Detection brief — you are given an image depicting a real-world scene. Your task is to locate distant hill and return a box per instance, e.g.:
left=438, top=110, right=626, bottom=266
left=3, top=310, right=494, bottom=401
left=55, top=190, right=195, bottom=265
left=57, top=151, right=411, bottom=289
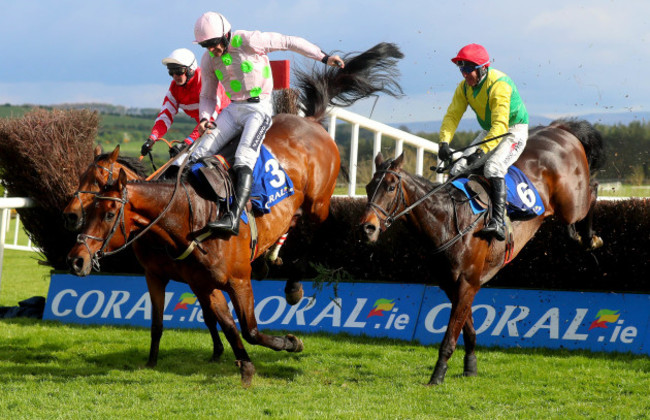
left=390, top=112, right=650, bottom=134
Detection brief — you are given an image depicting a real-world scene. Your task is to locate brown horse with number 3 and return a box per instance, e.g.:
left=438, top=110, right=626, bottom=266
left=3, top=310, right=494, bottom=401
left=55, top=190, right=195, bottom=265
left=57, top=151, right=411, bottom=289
left=66, top=43, right=404, bottom=387
left=360, top=119, right=604, bottom=385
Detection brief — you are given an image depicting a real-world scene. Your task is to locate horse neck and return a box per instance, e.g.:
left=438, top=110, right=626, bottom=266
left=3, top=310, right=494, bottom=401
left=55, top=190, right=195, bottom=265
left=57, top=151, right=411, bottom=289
left=399, top=171, right=452, bottom=242
left=125, top=182, right=209, bottom=242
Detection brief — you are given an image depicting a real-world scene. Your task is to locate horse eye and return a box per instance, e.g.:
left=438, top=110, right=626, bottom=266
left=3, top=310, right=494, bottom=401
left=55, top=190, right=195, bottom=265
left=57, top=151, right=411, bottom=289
left=388, top=184, right=396, bottom=192
left=105, top=212, right=115, bottom=222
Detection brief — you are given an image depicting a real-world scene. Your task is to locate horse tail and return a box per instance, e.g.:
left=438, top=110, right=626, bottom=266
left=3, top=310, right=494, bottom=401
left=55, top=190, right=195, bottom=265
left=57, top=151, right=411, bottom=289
left=550, top=118, right=606, bottom=173
left=294, top=42, right=404, bottom=121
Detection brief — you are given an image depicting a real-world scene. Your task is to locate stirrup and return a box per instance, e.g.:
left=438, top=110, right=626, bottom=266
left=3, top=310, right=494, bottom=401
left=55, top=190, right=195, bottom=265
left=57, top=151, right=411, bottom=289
left=207, top=212, right=240, bottom=235
left=481, top=219, right=505, bottom=241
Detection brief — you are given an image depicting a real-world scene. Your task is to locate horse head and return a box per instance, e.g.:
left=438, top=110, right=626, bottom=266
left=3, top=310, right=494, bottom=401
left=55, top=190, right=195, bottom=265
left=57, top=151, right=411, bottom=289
left=63, top=145, right=145, bottom=231
left=360, top=152, right=406, bottom=243
left=67, top=168, right=131, bottom=276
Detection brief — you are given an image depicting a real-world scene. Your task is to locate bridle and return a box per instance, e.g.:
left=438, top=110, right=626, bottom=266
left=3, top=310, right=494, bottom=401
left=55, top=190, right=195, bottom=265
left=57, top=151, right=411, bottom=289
left=70, top=161, right=139, bottom=226
left=367, top=162, right=458, bottom=229
left=75, top=185, right=130, bottom=272
left=366, top=168, right=407, bottom=230
left=366, top=162, right=485, bottom=254
left=74, top=163, right=199, bottom=271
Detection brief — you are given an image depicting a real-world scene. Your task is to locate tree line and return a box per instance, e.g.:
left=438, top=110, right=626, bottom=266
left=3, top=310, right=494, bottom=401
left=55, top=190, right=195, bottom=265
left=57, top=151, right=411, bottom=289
left=2, top=104, right=648, bottom=184
left=333, top=120, right=650, bottom=185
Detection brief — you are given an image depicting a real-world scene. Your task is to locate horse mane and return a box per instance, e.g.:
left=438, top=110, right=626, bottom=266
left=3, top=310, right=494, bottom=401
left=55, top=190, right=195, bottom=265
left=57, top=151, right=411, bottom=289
left=550, top=118, right=606, bottom=172
left=95, top=153, right=150, bottom=178
left=293, top=42, right=405, bottom=121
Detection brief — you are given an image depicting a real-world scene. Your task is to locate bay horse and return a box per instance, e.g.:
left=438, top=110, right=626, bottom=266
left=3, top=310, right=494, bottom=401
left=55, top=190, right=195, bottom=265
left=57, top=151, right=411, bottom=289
left=66, top=42, right=405, bottom=386
left=360, top=119, right=604, bottom=385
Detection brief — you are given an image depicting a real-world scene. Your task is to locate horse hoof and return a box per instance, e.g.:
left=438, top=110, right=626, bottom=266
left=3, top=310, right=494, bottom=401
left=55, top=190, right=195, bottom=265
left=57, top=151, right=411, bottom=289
left=589, top=235, right=604, bottom=251
left=463, top=354, right=477, bottom=377
left=285, top=283, right=304, bottom=306
left=286, top=334, right=304, bottom=353
left=235, top=360, right=256, bottom=388
left=427, top=361, right=448, bottom=385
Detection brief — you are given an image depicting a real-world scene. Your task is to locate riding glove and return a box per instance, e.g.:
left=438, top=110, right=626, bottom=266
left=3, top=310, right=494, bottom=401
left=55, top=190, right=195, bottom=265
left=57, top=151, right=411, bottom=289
left=141, top=137, right=155, bottom=156
left=169, top=143, right=185, bottom=158
left=438, top=142, right=452, bottom=161
left=465, top=149, right=485, bottom=166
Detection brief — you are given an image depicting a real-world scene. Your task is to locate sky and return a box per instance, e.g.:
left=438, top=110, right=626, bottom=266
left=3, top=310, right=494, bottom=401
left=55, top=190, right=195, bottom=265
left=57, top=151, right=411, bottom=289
left=1, top=0, right=649, bottom=125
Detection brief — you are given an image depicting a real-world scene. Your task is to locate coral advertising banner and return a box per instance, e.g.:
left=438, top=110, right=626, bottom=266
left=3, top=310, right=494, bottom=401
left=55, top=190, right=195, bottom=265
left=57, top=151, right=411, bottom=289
left=44, top=274, right=650, bottom=355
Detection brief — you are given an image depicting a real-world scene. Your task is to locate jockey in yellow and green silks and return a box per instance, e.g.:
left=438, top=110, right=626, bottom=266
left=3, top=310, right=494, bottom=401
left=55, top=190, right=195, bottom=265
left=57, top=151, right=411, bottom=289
left=438, top=43, right=529, bottom=241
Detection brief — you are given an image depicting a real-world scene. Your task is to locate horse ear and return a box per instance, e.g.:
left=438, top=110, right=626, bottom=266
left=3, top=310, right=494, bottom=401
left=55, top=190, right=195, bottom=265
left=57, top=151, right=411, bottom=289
left=117, top=168, right=128, bottom=189
left=392, top=153, right=405, bottom=169
left=109, top=145, right=120, bottom=163
left=94, top=145, right=103, bottom=157
left=374, top=152, right=384, bottom=168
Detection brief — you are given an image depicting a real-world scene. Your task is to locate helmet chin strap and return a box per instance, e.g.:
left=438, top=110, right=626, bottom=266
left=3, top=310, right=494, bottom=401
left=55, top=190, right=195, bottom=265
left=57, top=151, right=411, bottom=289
left=477, top=66, right=488, bottom=84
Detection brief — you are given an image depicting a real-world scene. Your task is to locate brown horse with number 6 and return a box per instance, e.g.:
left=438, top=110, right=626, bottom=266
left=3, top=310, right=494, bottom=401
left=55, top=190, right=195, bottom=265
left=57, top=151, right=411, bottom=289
left=360, top=119, right=604, bottom=385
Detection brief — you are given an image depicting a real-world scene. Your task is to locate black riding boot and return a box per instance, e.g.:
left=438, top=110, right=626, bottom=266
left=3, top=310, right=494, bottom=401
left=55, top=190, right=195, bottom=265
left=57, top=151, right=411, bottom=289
left=481, top=177, right=507, bottom=241
left=207, top=166, right=253, bottom=235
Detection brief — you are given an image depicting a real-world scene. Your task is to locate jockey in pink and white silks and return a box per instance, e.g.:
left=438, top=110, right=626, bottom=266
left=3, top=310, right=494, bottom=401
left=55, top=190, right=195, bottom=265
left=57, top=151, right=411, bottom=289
left=191, top=11, right=344, bottom=235
left=438, top=43, right=529, bottom=242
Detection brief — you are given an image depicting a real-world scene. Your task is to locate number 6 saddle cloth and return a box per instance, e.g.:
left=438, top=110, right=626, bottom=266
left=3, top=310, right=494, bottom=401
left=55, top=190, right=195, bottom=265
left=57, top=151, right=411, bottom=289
left=452, top=165, right=545, bottom=220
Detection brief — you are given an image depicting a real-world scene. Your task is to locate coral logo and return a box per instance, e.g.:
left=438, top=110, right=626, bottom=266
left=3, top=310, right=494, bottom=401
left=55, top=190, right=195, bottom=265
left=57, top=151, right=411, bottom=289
left=367, top=298, right=395, bottom=318
left=589, top=309, right=620, bottom=330
left=174, top=293, right=197, bottom=311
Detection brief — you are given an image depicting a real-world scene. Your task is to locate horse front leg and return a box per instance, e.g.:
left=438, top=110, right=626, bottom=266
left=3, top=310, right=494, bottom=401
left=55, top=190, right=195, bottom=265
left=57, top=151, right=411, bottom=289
left=429, top=279, right=479, bottom=386
left=145, top=273, right=169, bottom=368
left=199, top=290, right=225, bottom=362
left=462, top=316, right=477, bottom=377
left=228, top=279, right=304, bottom=353
left=197, top=287, right=255, bottom=387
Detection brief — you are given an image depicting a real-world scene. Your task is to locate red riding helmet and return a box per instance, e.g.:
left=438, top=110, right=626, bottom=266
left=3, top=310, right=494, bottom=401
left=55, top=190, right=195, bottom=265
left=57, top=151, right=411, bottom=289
left=451, top=44, right=490, bottom=67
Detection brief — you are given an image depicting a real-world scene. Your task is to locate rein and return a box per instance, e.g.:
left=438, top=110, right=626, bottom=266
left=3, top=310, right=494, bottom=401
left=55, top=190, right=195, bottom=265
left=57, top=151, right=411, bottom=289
left=76, top=141, right=201, bottom=270
left=367, top=166, right=484, bottom=254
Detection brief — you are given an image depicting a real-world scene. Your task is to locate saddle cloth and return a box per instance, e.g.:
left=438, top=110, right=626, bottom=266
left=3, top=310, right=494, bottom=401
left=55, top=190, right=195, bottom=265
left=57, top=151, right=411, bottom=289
left=190, top=145, right=295, bottom=221
left=452, top=166, right=545, bottom=219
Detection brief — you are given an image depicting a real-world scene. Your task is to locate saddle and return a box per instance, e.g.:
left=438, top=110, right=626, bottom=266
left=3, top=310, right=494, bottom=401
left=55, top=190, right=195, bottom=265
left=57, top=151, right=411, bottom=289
left=195, top=156, right=233, bottom=202
left=453, top=175, right=515, bottom=264
left=192, top=136, right=240, bottom=203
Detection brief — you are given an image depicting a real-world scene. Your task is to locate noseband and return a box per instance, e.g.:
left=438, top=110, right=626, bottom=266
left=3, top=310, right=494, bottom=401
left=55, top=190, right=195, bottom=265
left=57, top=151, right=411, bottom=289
left=366, top=168, right=406, bottom=229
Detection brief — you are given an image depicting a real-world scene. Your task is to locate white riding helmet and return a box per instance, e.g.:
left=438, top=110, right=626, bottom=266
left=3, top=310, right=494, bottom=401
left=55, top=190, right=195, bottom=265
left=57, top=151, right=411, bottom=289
left=161, top=48, right=198, bottom=72
left=194, top=12, right=231, bottom=44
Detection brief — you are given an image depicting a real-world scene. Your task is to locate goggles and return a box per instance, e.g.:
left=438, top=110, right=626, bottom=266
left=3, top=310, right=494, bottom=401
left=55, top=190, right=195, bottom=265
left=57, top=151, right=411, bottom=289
left=167, top=66, right=187, bottom=77
left=456, top=61, right=483, bottom=74
left=199, top=36, right=227, bottom=49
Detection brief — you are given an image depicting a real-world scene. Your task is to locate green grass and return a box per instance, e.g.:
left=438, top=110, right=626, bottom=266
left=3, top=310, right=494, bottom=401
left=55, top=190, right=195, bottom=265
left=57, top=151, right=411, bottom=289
left=598, top=184, right=650, bottom=197
left=0, top=320, right=649, bottom=419
left=0, top=249, right=50, bottom=307
left=1, top=252, right=650, bottom=418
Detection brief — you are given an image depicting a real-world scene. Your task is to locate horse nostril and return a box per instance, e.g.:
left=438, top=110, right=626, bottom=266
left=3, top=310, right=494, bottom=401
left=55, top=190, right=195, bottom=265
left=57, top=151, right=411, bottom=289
left=67, top=256, right=82, bottom=273
left=363, top=223, right=377, bottom=236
